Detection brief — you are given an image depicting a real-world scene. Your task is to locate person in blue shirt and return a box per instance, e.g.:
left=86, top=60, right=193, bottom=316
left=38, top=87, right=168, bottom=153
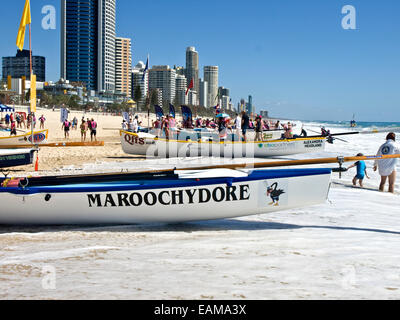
left=347, top=153, right=370, bottom=188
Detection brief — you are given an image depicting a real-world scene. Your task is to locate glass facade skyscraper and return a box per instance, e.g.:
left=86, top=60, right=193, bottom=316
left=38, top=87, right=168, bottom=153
left=61, top=0, right=116, bottom=93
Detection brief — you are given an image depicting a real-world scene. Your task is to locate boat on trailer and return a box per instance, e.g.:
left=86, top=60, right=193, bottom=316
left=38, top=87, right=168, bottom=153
left=120, top=130, right=326, bottom=158
left=0, top=129, right=48, bottom=147
left=0, top=167, right=332, bottom=225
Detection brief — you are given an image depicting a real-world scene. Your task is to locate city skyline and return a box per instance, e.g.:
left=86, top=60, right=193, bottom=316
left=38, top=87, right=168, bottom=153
left=0, top=0, right=399, bottom=121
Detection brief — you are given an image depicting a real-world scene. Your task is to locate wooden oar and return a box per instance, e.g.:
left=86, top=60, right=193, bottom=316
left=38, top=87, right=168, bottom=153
left=0, top=141, right=104, bottom=149
left=306, top=128, right=349, bottom=143
left=172, top=154, right=400, bottom=171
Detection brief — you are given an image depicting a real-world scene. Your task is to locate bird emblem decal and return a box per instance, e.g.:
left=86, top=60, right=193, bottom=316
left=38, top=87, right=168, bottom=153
left=266, top=182, right=285, bottom=206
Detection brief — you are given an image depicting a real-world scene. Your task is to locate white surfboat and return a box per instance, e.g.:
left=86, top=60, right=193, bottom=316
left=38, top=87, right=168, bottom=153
left=0, top=129, right=48, bottom=147
left=120, top=130, right=326, bottom=158
left=0, top=167, right=331, bottom=225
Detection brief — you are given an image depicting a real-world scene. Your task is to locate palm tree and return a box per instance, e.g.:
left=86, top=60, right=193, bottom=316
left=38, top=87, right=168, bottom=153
left=133, top=86, right=142, bottom=110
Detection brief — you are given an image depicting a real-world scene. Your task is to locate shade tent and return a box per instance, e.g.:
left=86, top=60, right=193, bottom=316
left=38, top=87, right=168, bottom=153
left=0, top=105, right=15, bottom=112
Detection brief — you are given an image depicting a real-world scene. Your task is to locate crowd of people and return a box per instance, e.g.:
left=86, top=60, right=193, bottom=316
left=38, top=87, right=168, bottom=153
left=122, top=111, right=303, bottom=142
left=62, top=116, right=98, bottom=142
left=0, top=112, right=48, bottom=136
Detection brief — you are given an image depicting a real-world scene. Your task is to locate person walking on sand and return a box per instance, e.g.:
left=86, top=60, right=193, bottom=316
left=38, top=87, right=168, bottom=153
left=374, top=132, right=400, bottom=193
left=347, top=153, right=370, bottom=188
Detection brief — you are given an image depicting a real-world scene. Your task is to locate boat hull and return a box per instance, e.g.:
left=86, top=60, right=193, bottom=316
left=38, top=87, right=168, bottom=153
left=0, top=169, right=331, bottom=225
left=120, top=130, right=326, bottom=158
left=0, top=130, right=48, bottom=147
left=0, top=149, right=36, bottom=168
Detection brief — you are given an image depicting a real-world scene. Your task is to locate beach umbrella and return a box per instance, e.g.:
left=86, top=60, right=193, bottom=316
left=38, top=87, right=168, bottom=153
left=216, top=113, right=230, bottom=118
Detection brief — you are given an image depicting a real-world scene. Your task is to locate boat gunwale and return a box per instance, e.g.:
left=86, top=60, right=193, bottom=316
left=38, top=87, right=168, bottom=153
left=0, top=168, right=332, bottom=195
left=0, top=129, right=48, bottom=140
left=120, top=130, right=326, bottom=145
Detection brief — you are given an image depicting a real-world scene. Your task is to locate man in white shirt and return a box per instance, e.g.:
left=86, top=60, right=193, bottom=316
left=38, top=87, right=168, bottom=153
left=234, top=113, right=242, bottom=141
left=132, top=115, right=139, bottom=133
left=374, top=132, right=400, bottom=193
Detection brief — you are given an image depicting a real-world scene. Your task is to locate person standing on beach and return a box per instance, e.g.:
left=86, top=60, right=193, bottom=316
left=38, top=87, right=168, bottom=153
left=10, top=121, right=17, bottom=136
left=153, top=117, right=161, bottom=137
left=5, top=114, right=10, bottom=127
left=80, top=119, right=88, bottom=142
left=90, top=118, right=97, bottom=142
left=241, top=111, right=249, bottom=142
left=72, top=116, right=78, bottom=130
left=255, top=116, right=263, bottom=142
left=234, top=113, right=242, bottom=141
left=62, top=119, right=71, bottom=139
left=39, top=115, right=46, bottom=129
left=132, top=115, right=139, bottom=133
left=162, top=115, right=170, bottom=140
left=374, top=132, right=400, bottom=193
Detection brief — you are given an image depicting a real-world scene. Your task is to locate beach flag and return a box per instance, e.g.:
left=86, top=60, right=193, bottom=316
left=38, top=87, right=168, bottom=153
left=16, top=0, right=31, bottom=51
left=214, top=104, right=221, bottom=115
left=186, top=78, right=194, bottom=96
left=154, top=105, right=164, bottom=120
left=181, top=105, right=193, bottom=123
left=142, top=56, right=149, bottom=81
left=169, top=103, right=176, bottom=118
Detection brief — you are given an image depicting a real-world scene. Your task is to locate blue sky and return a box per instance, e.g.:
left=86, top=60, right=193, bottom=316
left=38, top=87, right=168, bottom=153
left=1, top=0, right=399, bottom=121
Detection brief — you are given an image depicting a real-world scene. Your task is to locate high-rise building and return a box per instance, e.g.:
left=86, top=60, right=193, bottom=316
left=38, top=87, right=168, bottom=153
left=246, top=95, right=254, bottom=115
left=99, top=0, right=116, bottom=92
left=199, top=79, right=208, bottom=108
left=204, top=66, right=218, bottom=108
left=260, top=110, right=269, bottom=118
left=175, top=74, right=187, bottom=106
left=131, top=61, right=148, bottom=108
left=221, top=95, right=230, bottom=111
left=174, top=66, right=185, bottom=76
left=149, top=65, right=176, bottom=104
left=218, top=86, right=230, bottom=99
left=185, top=47, right=199, bottom=104
left=2, top=50, right=45, bottom=82
left=188, top=91, right=197, bottom=106
left=115, top=37, right=132, bottom=97
left=61, top=0, right=116, bottom=92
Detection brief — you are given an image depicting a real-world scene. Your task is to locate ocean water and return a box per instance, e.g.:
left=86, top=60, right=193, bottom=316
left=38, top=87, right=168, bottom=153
left=0, top=120, right=400, bottom=300
left=304, top=120, right=400, bottom=131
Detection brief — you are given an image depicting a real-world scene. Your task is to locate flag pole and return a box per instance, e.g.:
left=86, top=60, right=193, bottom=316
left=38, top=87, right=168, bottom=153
left=29, top=22, right=34, bottom=146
